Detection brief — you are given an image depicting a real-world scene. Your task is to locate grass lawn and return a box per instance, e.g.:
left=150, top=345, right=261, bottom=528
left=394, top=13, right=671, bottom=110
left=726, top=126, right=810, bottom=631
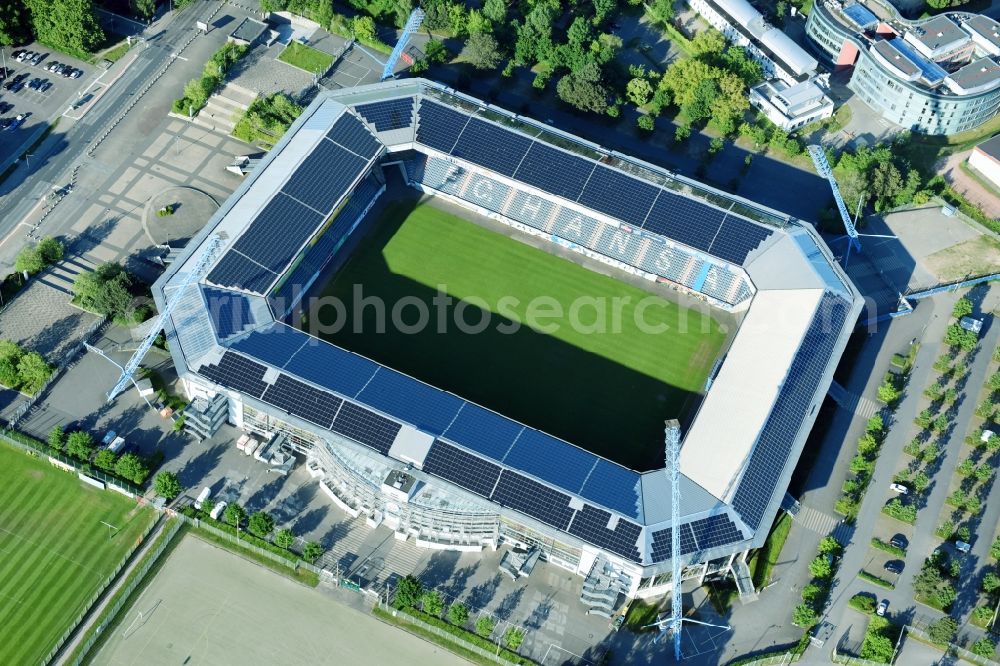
left=278, top=41, right=334, bottom=74
left=0, top=445, right=155, bottom=664
left=749, top=512, right=792, bottom=589
left=311, top=201, right=727, bottom=470
left=623, top=598, right=663, bottom=632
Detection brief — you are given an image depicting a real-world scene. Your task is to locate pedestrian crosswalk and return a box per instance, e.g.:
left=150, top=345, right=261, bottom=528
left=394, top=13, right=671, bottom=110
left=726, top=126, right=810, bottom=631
left=792, top=504, right=854, bottom=545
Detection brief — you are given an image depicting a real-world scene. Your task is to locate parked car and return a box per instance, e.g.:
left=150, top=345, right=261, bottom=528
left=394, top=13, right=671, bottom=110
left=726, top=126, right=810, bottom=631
left=101, top=430, right=118, bottom=446
left=194, top=486, right=211, bottom=510
left=27, top=78, right=41, bottom=90
left=889, top=483, right=909, bottom=494
left=0, top=118, right=12, bottom=131
left=52, top=63, right=65, bottom=75
left=69, top=68, right=81, bottom=79
left=7, top=113, right=27, bottom=131
left=890, top=534, right=908, bottom=550
left=956, top=540, right=972, bottom=554
left=46, top=61, right=59, bottom=72
left=38, top=80, right=50, bottom=92
left=16, top=50, right=31, bottom=62
left=876, top=600, right=888, bottom=617
left=60, top=67, right=75, bottom=78
left=30, top=52, right=44, bottom=65
left=884, top=560, right=904, bottom=574
left=210, top=501, right=227, bottom=520
left=11, top=50, right=23, bottom=60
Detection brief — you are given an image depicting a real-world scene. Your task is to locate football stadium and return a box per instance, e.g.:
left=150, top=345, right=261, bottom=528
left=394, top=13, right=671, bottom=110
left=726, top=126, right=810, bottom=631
left=155, top=79, right=863, bottom=605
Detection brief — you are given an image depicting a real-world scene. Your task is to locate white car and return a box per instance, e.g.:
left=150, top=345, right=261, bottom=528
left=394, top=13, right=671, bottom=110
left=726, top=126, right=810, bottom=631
left=876, top=600, right=888, bottom=616
left=956, top=540, right=972, bottom=554
left=889, top=483, right=909, bottom=494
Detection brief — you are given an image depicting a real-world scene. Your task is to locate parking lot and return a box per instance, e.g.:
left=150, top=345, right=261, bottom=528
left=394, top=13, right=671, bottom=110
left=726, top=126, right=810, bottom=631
left=0, top=45, right=97, bottom=164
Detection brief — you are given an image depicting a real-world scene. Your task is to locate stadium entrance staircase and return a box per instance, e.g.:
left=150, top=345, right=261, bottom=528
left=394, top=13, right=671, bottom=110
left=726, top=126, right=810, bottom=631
left=580, top=555, right=628, bottom=617
left=193, top=83, right=257, bottom=134
left=731, top=558, right=758, bottom=604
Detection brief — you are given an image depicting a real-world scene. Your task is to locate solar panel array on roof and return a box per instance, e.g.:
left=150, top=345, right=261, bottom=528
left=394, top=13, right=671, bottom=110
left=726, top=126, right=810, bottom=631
left=709, top=218, right=773, bottom=265
left=512, top=141, right=596, bottom=201
left=491, top=470, right=575, bottom=530
left=198, top=351, right=269, bottom=399
left=355, top=97, right=415, bottom=131
left=206, top=251, right=279, bottom=294
left=451, top=117, right=532, bottom=177
left=282, top=140, right=368, bottom=214
left=732, top=293, right=850, bottom=530
left=330, top=400, right=402, bottom=455
left=231, top=323, right=307, bottom=368
left=689, top=513, right=744, bottom=551
left=415, top=100, right=469, bottom=153
left=568, top=504, right=642, bottom=562
left=357, top=370, right=463, bottom=435
left=285, top=340, right=379, bottom=399
left=650, top=526, right=673, bottom=562
left=843, top=2, right=877, bottom=28
left=442, top=403, right=523, bottom=461
left=422, top=440, right=502, bottom=498
left=504, top=429, right=598, bottom=494
left=203, top=287, right=255, bottom=340
left=579, top=460, right=643, bottom=521
left=230, top=194, right=324, bottom=275
left=326, top=113, right=382, bottom=158
left=261, top=373, right=343, bottom=429
left=577, top=165, right=659, bottom=227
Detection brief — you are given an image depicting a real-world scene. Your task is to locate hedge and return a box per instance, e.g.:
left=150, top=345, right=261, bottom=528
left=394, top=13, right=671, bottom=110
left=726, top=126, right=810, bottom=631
left=859, top=570, right=895, bottom=589
left=179, top=505, right=299, bottom=563
left=870, top=538, right=906, bottom=557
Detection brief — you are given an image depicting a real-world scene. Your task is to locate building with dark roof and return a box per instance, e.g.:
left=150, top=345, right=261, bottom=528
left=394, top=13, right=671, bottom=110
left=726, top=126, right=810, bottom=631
left=806, top=2, right=1000, bottom=134
left=155, top=80, right=862, bottom=604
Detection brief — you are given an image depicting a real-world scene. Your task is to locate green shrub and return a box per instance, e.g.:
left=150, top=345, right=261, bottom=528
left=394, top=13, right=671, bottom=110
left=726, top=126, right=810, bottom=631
left=882, top=499, right=916, bottom=524
left=858, top=570, right=895, bottom=589
left=848, top=594, right=876, bottom=613
left=870, top=538, right=905, bottom=557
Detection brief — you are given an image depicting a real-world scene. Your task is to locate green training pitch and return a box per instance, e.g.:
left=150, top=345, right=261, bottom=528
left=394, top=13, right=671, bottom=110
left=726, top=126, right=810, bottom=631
left=0, top=445, right=156, bottom=664
left=311, top=201, right=727, bottom=470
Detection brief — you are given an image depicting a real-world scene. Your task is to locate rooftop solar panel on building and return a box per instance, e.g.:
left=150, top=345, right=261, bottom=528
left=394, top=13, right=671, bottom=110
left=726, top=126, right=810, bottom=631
left=206, top=251, right=279, bottom=294
left=261, top=373, right=343, bottom=429
left=197, top=351, right=269, bottom=399
left=503, top=429, right=597, bottom=495
left=442, top=403, right=523, bottom=461
left=688, top=513, right=744, bottom=551
left=327, top=113, right=382, bottom=158
left=355, top=97, right=415, bottom=131
left=680, top=523, right=697, bottom=554
left=422, top=441, right=502, bottom=498
left=357, top=370, right=463, bottom=434
left=203, top=287, right=254, bottom=340
left=231, top=324, right=308, bottom=369
left=330, top=400, right=402, bottom=455
left=231, top=194, right=325, bottom=276
left=579, top=459, right=643, bottom=521
left=451, top=117, right=533, bottom=177
left=732, top=293, right=849, bottom=529
left=650, top=527, right=672, bottom=563
left=285, top=340, right=379, bottom=399
left=281, top=139, right=368, bottom=214
left=416, top=100, right=470, bottom=153
left=642, top=193, right=724, bottom=253
left=708, top=218, right=773, bottom=265
left=577, top=165, right=660, bottom=227
left=513, top=142, right=596, bottom=201
left=491, top=470, right=575, bottom=531
left=567, top=505, right=642, bottom=562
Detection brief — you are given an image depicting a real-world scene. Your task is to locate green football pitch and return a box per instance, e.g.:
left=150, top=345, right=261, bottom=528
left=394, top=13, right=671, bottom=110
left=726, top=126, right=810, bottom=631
left=311, top=201, right=727, bottom=470
left=0, top=445, right=156, bottom=664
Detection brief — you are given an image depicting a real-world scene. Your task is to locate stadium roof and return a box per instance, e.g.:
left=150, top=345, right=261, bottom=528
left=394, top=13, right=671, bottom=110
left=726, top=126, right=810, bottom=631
left=157, top=80, right=862, bottom=571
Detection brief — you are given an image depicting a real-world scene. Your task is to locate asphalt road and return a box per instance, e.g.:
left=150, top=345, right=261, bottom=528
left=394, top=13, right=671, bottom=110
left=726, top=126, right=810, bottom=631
left=0, top=1, right=217, bottom=269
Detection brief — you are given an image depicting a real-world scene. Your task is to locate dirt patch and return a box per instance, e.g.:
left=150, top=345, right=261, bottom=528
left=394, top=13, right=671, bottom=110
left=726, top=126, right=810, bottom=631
left=27, top=470, right=44, bottom=480
left=924, top=235, right=1000, bottom=283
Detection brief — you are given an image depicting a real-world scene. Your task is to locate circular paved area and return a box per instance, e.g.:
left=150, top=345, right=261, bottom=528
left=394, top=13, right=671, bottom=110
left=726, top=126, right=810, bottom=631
left=143, top=186, right=218, bottom=246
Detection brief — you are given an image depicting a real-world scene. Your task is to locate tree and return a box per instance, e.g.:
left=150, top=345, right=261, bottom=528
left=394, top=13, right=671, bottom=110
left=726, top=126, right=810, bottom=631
left=867, top=414, right=884, bottom=434
left=817, top=536, right=842, bottom=557
left=482, top=0, right=506, bottom=23
left=475, top=615, right=496, bottom=637
left=131, top=0, right=155, bottom=19
left=646, top=0, right=674, bottom=25
left=448, top=602, right=469, bottom=626
left=721, top=46, right=763, bottom=86
left=972, top=638, right=996, bottom=658
left=626, top=77, right=654, bottom=106
left=913, top=471, right=930, bottom=492
left=860, top=616, right=894, bottom=662
left=17, top=352, right=53, bottom=394
left=14, top=246, right=45, bottom=275
left=801, top=583, right=823, bottom=605
left=792, top=603, right=817, bottom=627
left=461, top=32, right=502, bottom=70
left=637, top=115, right=654, bottom=132
left=153, top=471, right=182, bottom=500
left=303, top=541, right=324, bottom=563
left=25, top=0, right=104, bottom=56
left=877, top=382, right=900, bottom=405
left=944, top=323, right=977, bottom=352
left=809, top=555, right=833, bottom=579
left=591, top=0, right=616, bottom=24
left=513, top=3, right=556, bottom=65
left=556, top=61, right=610, bottom=114
left=982, top=572, right=1000, bottom=594
left=927, top=617, right=957, bottom=646
left=421, top=590, right=444, bottom=616
left=114, top=452, right=147, bottom=484
left=72, top=263, right=139, bottom=323
left=465, top=8, right=490, bottom=35
left=394, top=574, right=424, bottom=609
left=66, top=430, right=94, bottom=461
left=958, top=458, right=976, bottom=477
left=94, top=448, right=117, bottom=471
left=274, top=528, right=294, bottom=549
left=37, top=236, right=63, bottom=264
left=248, top=511, right=275, bottom=538
left=504, top=626, right=525, bottom=650
left=425, top=39, right=449, bottom=64
left=690, top=29, right=726, bottom=59
left=0, top=0, right=33, bottom=47
left=48, top=425, right=65, bottom=453
left=0, top=358, right=19, bottom=389
left=223, top=502, right=247, bottom=528
left=953, top=297, right=973, bottom=319
left=351, top=15, right=378, bottom=43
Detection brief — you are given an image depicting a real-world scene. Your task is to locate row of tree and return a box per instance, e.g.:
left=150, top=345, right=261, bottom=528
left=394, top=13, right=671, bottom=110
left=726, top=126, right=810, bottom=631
left=47, top=424, right=153, bottom=483
left=194, top=498, right=326, bottom=563
left=0, top=0, right=104, bottom=57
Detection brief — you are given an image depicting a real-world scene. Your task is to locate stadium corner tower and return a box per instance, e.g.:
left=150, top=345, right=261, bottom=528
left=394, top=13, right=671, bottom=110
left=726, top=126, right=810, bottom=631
left=156, top=79, right=862, bottom=603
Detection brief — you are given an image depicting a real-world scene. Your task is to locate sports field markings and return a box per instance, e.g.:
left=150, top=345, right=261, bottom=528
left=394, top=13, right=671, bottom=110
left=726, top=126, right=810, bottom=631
left=0, top=525, right=107, bottom=578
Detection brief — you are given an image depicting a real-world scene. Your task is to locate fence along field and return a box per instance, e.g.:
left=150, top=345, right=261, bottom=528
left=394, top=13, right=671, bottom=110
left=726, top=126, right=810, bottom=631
left=0, top=444, right=155, bottom=664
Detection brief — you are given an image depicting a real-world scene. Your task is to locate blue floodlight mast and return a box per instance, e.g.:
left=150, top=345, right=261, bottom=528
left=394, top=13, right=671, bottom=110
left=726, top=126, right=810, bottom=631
left=106, top=233, right=225, bottom=401
left=807, top=144, right=862, bottom=266
left=667, top=419, right=683, bottom=661
left=381, top=8, right=425, bottom=81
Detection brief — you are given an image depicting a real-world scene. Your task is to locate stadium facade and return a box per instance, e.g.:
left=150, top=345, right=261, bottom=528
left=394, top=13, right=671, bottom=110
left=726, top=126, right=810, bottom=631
left=155, top=80, right=862, bottom=604
left=806, top=2, right=1000, bottom=135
